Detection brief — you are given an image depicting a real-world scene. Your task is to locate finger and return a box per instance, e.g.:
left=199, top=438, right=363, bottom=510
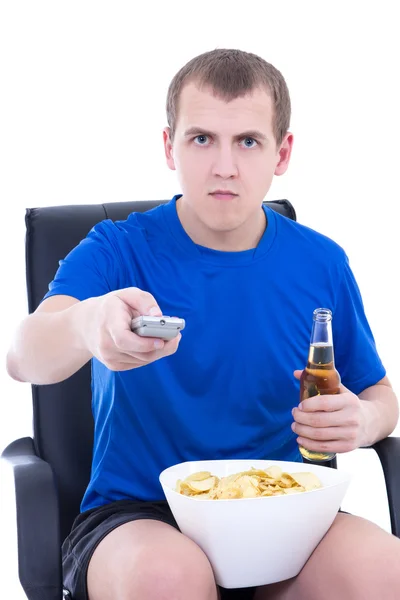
left=105, top=355, right=166, bottom=370
left=298, top=394, right=346, bottom=413
left=114, top=332, right=181, bottom=361
left=296, top=436, right=357, bottom=454
left=292, top=408, right=345, bottom=428
left=162, top=333, right=182, bottom=353
left=120, top=349, right=166, bottom=364
left=339, top=382, right=351, bottom=394
left=292, top=422, right=353, bottom=441
left=131, top=332, right=181, bottom=361
left=115, top=287, right=162, bottom=317
left=111, top=329, right=166, bottom=354
left=293, top=369, right=303, bottom=380
left=109, top=362, right=141, bottom=372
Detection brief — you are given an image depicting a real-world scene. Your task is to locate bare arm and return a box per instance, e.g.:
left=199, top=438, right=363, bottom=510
left=6, top=295, right=96, bottom=385
left=6, top=288, right=182, bottom=386
left=359, top=376, right=399, bottom=446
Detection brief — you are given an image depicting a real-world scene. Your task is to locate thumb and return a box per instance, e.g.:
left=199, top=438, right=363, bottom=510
left=293, top=369, right=303, bottom=380
left=113, top=287, right=162, bottom=317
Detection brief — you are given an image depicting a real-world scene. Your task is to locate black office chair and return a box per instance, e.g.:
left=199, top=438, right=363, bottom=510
left=2, top=199, right=400, bottom=600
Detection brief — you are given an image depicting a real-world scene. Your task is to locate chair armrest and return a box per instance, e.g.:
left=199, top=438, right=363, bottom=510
left=366, top=436, right=400, bottom=537
left=1, top=436, right=62, bottom=600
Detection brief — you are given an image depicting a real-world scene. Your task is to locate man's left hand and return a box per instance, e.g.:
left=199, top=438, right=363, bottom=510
left=291, top=369, right=366, bottom=454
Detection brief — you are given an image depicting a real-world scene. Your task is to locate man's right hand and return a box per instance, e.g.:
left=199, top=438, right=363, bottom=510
left=82, top=287, right=182, bottom=371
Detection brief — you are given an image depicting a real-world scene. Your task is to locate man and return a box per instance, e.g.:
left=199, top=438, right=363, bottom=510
left=6, top=48, right=400, bottom=600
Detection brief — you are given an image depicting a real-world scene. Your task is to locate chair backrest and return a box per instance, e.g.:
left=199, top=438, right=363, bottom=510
left=26, top=198, right=296, bottom=541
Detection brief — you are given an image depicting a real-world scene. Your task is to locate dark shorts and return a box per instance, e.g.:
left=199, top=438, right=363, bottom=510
left=62, top=499, right=257, bottom=600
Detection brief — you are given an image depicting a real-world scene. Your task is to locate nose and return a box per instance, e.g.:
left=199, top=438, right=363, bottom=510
left=211, top=147, right=238, bottom=179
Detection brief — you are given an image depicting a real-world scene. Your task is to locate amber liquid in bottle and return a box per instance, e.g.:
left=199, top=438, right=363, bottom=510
left=299, top=309, right=341, bottom=462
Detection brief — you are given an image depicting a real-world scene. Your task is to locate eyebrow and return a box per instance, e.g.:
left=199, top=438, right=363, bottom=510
left=183, top=127, right=269, bottom=143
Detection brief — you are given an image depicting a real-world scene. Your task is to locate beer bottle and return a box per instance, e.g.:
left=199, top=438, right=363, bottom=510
left=298, top=308, right=341, bottom=462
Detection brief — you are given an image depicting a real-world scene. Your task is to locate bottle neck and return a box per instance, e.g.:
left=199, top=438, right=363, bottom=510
left=308, top=312, right=336, bottom=367
left=310, top=319, right=333, bottom=346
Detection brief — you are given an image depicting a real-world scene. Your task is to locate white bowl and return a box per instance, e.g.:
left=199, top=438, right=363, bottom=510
left=159, top=459, right=351, bottom=588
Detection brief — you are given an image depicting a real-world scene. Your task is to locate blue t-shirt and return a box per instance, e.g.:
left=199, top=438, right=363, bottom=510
left=43, top=195, right=386, bottom=512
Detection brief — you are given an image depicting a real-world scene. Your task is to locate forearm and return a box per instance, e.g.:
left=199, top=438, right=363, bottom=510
left=359, top=383, right=399, bottom=447
left=6, top=299, right=95, bottom=385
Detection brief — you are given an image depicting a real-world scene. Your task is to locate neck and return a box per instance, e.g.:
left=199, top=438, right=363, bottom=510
left=176, top=198, right=267, bottom=252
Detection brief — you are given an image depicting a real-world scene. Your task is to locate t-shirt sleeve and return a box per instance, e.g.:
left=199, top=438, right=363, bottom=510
left=332, top=255, right=386, bottom=395
left=42, top=220, right=126, bottom=303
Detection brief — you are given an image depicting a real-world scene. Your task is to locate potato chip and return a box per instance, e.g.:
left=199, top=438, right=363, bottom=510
left=283, top=487, right=305, bottom=495
left=187, top=476, right=217, bottom=493
left=214, top=486, right=242, bottom=499
left=289, top=472, right=322, bottom=491
left=175, top=465, right=322, bottom=499
left=185, top=471, right=212, bottom=482
left=264, top=466, right=283, bottom=479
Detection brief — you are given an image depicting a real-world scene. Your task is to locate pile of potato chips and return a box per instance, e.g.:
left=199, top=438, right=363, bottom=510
left=176, top=465, right=322, bottom=500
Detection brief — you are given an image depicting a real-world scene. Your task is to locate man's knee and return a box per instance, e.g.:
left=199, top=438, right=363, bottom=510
left=295, top=513, right=400, bottom=600
left=119, top=539, right=218, bottom=600
left=87, top=520, right=218, bottom=600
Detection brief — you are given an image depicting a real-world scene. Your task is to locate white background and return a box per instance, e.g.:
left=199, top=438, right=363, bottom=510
left=1, top=1, right=399, bottom=597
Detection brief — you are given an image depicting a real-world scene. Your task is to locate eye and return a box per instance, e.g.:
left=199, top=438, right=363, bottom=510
left=241, top=137, right=258, bottom=148
left=193, top=135, right=210, bottom=145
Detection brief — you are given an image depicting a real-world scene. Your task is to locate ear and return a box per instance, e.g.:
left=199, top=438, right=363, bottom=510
left=274, top=132, right=294, bottom=176
left=163, top=127, right=176, bottom=171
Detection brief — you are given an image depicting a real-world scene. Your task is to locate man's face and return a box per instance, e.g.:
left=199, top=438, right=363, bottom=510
left=163, top=82, right=293, bottom=240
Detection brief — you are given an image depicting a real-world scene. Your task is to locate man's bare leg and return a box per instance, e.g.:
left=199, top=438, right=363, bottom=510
left=254, top=512, right=400, bottom=600
left=87, top=519, right=219, bottom=600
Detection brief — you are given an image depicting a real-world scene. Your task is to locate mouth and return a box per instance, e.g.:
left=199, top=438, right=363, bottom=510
left=209, top=190, right=238, bottom=200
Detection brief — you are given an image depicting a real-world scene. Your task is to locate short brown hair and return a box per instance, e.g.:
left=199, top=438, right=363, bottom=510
left=166, top=48, right=291, bottom=146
